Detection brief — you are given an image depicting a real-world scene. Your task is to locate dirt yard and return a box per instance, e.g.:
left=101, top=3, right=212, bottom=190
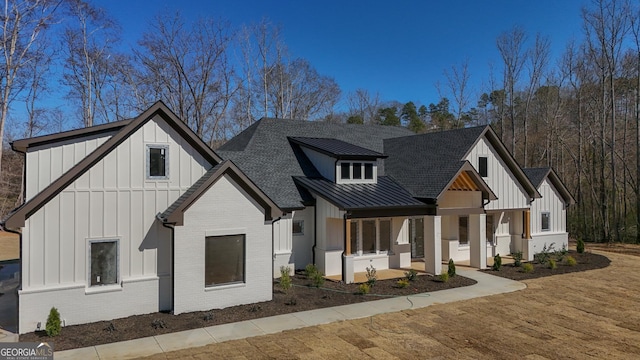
left=0, top=231, right=19, bottom=261
left=141, top=247, right=640, bottom=359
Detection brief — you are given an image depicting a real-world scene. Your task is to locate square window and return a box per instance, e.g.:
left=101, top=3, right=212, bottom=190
left=459, top=216, right=469, bottom=245
left=147, top=145, right=169, bottom=179
left=350, top=220, right=358, bottom=254
left=293, top=220, right=304, bottom=235
left=479, top=156, right=488, bottom=177
left=379, top=220, right=392, bottom=252
left=353, top=163, right=362, bottom=179
left=541, top=212, right=550, bottom=231
left=90, top=240, right=118, bottom=286
left=364, top=163, right=374, bottom=179
left=362, top=220, right=376, bottom=253
left=341, top=163, right=350, bottom=180
left=205, top=235, right=245, bottom=287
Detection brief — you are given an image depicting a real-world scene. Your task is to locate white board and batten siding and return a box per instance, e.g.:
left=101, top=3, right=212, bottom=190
left=314, top=196, right=345, bottom=276
left=272, top=215, right=294, bottom=276
left=530, top=178, right=569, bottom=252
left=173, top=174, right=272, bottom=314
left=292, top=207, right=315, bottom=271
left=465, top=136, right=529, bottom=210
left=19, top=115, right=211, bottom=333
left=301, top=148, right=336, bottom=181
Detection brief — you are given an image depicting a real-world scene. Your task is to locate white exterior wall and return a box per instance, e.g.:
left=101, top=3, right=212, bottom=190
left=272, top=215, right=294, bottom=277
left=465, top=137, right=529, bottom=210
left=530, top=178, right=569, bottom=253
left=301, top=148, right=336, bottom=181
left=292, top=207, right=315, bottom=270
left=25, top=132, right=116, bottom=200
left=315, top=197, right=345, bottom=276
left=18, top=115, right=211, bottom=333
left=438, top=190, right=482, bottom=209
left=173, top=175, right=272, bottom=314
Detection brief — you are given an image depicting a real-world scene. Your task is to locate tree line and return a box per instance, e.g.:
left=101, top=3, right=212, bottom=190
left=1, top=0, right=639, bottom=244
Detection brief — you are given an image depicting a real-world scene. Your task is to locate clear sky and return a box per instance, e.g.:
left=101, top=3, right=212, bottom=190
left=100, top=0, right=586, bottom=109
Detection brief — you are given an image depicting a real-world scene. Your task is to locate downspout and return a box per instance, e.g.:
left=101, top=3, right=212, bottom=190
left=312, top=205, right=317, bottom=265
left=271, top=215, right=283, bottom=280
left=158, top=215, right=175, bottom=314
left=1, top=224, right=21, bottom=334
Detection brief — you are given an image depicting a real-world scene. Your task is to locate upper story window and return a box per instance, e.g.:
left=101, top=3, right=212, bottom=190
left=147, top=144, right=169, bottom=180
left=353, top=163, right=362, bottom=179
left=338, top=161, right=376, bottom=183
left=340, top=163, right=351, bottom=180
left=364, top=163, right=374, bottom=179
left=541, top=212, right=550, bottom=231
left=478, top=156, right=488, bottom=177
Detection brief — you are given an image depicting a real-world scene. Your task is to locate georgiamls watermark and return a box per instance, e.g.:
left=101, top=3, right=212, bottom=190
left=0, top=342, right=53, bottom=360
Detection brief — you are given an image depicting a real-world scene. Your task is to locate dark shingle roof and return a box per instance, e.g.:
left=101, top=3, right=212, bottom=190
left=293, top=176, right=429, bottom=210
left=523, top=167, right=549, bottom=188
left=384, top=126, right=487, bottom=199
left=217, top=119, right=414, bottom=210
left=288, top=137, right=385, bottom=159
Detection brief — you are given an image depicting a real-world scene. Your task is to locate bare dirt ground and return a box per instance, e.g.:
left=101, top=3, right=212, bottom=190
left=0, top=231, right=19, bottom=261
left=141, top=247, right=640, bottom=359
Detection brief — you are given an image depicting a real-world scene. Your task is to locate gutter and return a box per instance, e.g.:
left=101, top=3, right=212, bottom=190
left=157, top=214, right=176, bottom=314
left=312, top=205, right=317, bottom=265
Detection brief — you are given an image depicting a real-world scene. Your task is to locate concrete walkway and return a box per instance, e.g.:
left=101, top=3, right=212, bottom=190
left=54, top=269, right=524, bottom=360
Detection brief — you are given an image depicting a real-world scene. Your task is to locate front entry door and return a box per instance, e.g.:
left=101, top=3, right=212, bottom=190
left=410, top=218, right=424, bottom=258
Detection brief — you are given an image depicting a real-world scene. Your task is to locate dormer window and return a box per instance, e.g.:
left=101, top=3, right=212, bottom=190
left=353, top=163, right=362, bottom=179
left=364, top=164, right=373, bottom=179
left=341, top=163, right=351, bottom=179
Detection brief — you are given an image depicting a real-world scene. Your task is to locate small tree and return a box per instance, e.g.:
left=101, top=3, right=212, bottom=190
left=279, top=266, right=292, bottom=292
left=576, top=238, right=585, bottom=253
left=46, top=307, right=61, bottom=337
left=447, top=259, right=456, bottom=277
left=492, top=254, right=502, bottom=271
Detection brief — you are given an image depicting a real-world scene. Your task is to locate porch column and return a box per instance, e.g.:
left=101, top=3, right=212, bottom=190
left=424, top=215, right=442, bottom=275
left=342, top=216, right=354, bottom=284
left=469, top=213, right=487, bottom=269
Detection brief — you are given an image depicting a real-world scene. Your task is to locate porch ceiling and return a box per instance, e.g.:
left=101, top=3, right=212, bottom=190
left=448, top=171, right=480, bottom=192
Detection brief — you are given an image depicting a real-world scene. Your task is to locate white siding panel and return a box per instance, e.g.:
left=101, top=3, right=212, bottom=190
left=38, top=150, right=51, bottom=194
left=292, top=207, right=315, bottom=269
left=117, top=191, right=131, bottom=277
left=28, top=211, right=45, bottom=287
left=89, top=192, right=104, bottom=238
left=466, top=137, right=529, bottom=210
left=301, top=148, right=336, bottom=181
left=531, top=178, right=567, bottom=235
left=130, top=129, right=144, bottom=188
left=44, top=197, right=60, bottom=285
left=50, top=146, right=63, bottom=183
left=129, top=191, right=144, bottom=277
left=104, top=191, right=117, bottom=237
left=60, top=192, right=75, bottom=283
left=74, top=192, right=89, bottom=282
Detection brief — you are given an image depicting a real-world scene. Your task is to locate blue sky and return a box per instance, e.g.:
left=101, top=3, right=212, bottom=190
left=102, top=0, right=586, bottom=109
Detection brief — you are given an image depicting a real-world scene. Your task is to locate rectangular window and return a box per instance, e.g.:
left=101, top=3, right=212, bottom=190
left=486, top=214, right=494, bottom=243
left=341, top=163, right=350, bottom=180
left=478, top=156, right=488, bottom=177
left=459, top=216, right=469, bottom=245
left=350, top=220, right=358, bottom=254
left=353, top=163, right=362, bottom=179
left=364, top=163, right=374, bottom=179
left=147, top=145, right=169, bottom=179
left=379, top=219, right=392, bottom=252
left=292, top=220, right=304, bottom=235
left=362, top=220, right=376, bottom=253
left=541, top=212, right=550, bottom=231
left=90, top=240, right=118, bottom=286
left=205, top=234, right=245, bottom=287
left=410, top=218, right=424, bottom=258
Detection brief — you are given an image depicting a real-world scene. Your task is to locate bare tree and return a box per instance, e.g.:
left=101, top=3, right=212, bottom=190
left=630, top=3, right=640, bottom=243
left=443, top=58, right=472, bottom=128
left=346, top=88, right=381, bottom=124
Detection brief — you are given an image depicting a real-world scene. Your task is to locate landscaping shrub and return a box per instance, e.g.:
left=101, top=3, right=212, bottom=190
left=311, top=270, right=325, bottom=288
left=577, top=238, right=585, bottom=253
left=405, top=268, right=418, bottom=281
left=305, top=263, right=318, bottom=279
left=279, top=266, right=292, bottom=292
left=397, top=278, right=409, bottom=288
left=566, top=255, right=577, bottom=266
left=358, top=283, right=370, bottom=294
left=521, top=263, right=534, bottom=273
left=46, top=307, right=61, bottom=337
left=534, top=243, right=555, bottom=264
left=438, top=272, right=449, bottom=283
left=365, top=265, right=377, bottom=287
left=448, top=258, right=456, bottom=277
left=492, top=254, right=502, bottom=271
left=513, top=251, right=523, bottom=267
left=548, top=259, right=557, bottom=270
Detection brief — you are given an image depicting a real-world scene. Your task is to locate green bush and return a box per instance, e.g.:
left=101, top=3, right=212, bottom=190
left=46, top=307, right=61, bottom=337
left=438, top=272, right=449, bottom=283
left=492, top=254, right=502, bottom=271
left=397, top=278, right=409, bottom=288
left=566, top=255, right=577, bottom=266
left=305, top=263, right=318, bottom=279
left=513, top=251, right=523, bottom=267
left=548, top=259, right=557, bottom=270
left=534, top=243, right=555, bottom=264
left=521, top=263, right=534, bottom=273
left=404, top=268, right=418, bottom=281
left=447, top=258, right=456, bottom=277
left=279, top=266, right=292, bottom=292
left=310, top=270, right=325, bottom=288
left=358, top=283, right=370, bottom=294
left=577, top=238, right=585, bottom=253
left=365, top=265, right=377, bottom=287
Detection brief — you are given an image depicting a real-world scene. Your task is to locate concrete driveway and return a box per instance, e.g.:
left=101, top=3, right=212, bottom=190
left=140, top=250, right=640, bottom=359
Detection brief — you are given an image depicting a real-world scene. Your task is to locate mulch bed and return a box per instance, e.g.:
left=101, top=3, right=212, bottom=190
left=21, top=271, right=476, bottom=351
left=484, top=250, right=611, bottom=281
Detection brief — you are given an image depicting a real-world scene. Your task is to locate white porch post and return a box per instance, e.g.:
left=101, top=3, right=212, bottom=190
left=424, top=215, right=442, bottom=275
left=469, top=213, right=487, bottom=269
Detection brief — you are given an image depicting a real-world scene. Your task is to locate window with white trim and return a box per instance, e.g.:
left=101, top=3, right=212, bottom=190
left=292, top=220, right=304, bottom=235
left=364, top=163, right=374, bottom=179
left=349, top=219, right=393, bottom=255
left=478, top=156, right=488, bottom=177
left=541, top=212, right=550, bottom=232
left=147, top=144, right=169, bottom=179
left=205, top=234, right=245, bottom=287
left=340, top=163, right=350, bottom=179
left=353, top=163, right=362, bottom=179
left=89, top=240, right=119, bottom=287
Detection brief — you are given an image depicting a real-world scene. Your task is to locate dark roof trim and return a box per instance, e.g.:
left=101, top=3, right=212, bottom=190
left=159, top=160, right=281, bottom=225
left=436, top=161, right=498, bottom=201
left=2, top=101, right=222, bottom=229
left=11, top=120, right=132, bottom=153
left=465, top=126, right=541, bottom=200
left=349, top=206, right=436, bottom=219
left=288, top=137, right=387, bottom=160
left=526, top=167, right=576, bottom=206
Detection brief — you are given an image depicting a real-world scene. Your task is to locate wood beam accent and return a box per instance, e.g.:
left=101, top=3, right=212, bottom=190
left=524, top=209, right=531, bottom=239
left=448, top=171, right=481, bottom=192
left=345, top=219, right=351, bottom=255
